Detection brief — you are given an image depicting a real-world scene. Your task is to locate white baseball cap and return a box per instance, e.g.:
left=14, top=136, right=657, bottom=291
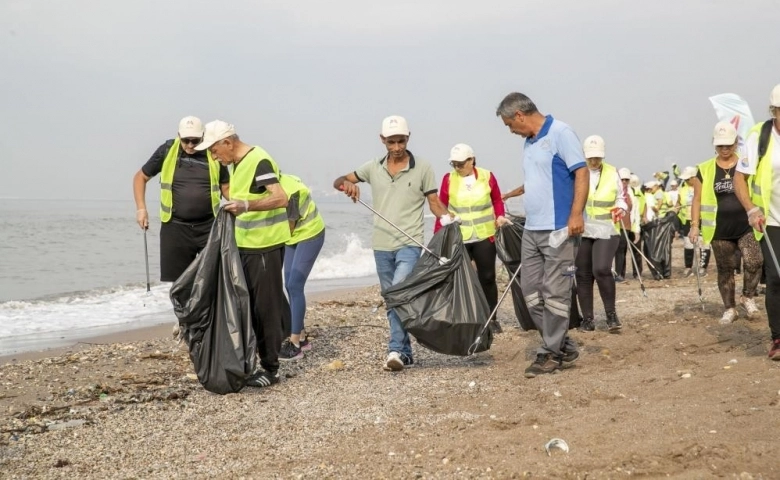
left=629, top=174, right=641, bottom=188
left=669, top=180, right=678, bottom=187
left=178, top=116, right=204, bottom=138
left=381, top=115, right=410, bottom=137
left=583, top=135, right=605, bottom=158
left=678, top=166, right=697, bottom=180
left=771, top=84, right=780, bottom=108
left=644, top=180, right=659, bottom=189
left=449, top=143, right=475, bottom=162
left=618, top=168, right=631, bottom=180
left=194, top=120, right=236, bottom=151
left=712, top=121, right=737, bottom=146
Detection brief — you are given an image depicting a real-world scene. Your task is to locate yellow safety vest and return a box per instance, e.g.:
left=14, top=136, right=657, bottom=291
left=230, top=148, right=291, bottom=249
left=160, top=138, right=222, bottom=223
left=159, top=138, right=221, bottom=223
left=749, top=122, right=776, bottom=241
left=677, top=183, right=692, bottom=223
left=631, top=186, right=644, bottom=232
left=657, top=191, right=673, bottom=217
left=279, top=173, right=326, bottom=245
left=697, top=159, right=719, bottom=244
left=447, top=167, right=497, bottom=241
left=585, top=163, right=619, bottom=232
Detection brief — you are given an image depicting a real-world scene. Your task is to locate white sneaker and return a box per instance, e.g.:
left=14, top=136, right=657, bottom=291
left=719, top=308, right=738, bottom=325
left=740, top=297, right=759, bottom=318
left=383, top=352, right=404, bottom=372
left=683, top=268, right=692, bottom=277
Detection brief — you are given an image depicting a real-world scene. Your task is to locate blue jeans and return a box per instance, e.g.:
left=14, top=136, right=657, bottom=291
left=374, top=246, right=421, bottom=358
left=284, top=233, right=325, bottom=336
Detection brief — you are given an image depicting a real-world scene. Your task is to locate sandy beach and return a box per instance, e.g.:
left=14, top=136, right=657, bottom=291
left=2, top=251, right=779, bottom=479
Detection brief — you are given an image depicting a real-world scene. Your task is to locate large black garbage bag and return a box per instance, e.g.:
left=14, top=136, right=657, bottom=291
left=383, top=224, right=492, bottom=356
left=170, top=209, right=257, bottom=394
left=641, top=213, right=676, bottom=278
left=495, top=214, right=582, bottom=330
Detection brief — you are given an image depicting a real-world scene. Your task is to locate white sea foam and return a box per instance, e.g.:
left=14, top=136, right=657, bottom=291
left=309, top=233, right=376, bottom=280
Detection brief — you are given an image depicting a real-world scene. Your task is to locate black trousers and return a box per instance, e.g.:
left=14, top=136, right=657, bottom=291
left=615, top=228, right=631, bottom=278
left=241, top=248, right=285, bottom=374
left=465, top=238, right=498, bottom=313
left=575, top=236, right=620, bottom=317
left=159, top=219, right=212, bottom=282
left=760, top=226, right=780, bottom=341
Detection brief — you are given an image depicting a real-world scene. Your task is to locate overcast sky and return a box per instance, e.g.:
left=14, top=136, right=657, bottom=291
left=1, top=0, right=777, bottom=202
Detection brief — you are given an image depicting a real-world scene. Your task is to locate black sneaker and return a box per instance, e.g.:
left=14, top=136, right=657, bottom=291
left=279, top=339, right=303, bottom=361
left=246, top=370, right=280, bottom=388
left=561, top=348, right=579, bottom=369
left=578, top=317, right=595, bottom=332
left=524, top=354, right=561, bottom=378
left=606, top=311, right=622, bottom=333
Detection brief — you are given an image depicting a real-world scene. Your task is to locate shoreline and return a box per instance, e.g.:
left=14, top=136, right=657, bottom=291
left=0, top=284, right=376, bottom=365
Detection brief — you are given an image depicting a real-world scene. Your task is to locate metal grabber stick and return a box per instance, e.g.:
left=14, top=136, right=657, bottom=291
left=622, top=227, right=647, bottom=297
left=468, top=262, right=523, bottom=356
left=341, top=187, right=450, bottom=265
left=143, top=228, right=151, bottom=295
left=693, top=243, right=705, bottom=310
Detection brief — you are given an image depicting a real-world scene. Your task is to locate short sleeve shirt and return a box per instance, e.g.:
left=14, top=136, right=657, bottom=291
left=736, top=124, right=780, bottom=226
left=522, top=116, right=587, bottom=230
left=354, top=152, right=437, bottom=251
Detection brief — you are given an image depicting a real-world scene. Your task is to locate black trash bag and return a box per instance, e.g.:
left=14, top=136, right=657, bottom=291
left=169, top=209, right=257, bottom=395
left=382, top=224, right=493, bottom=356
left=641, top=213, right=676, bottom=278
left=494, top=214, right=582, bottom=330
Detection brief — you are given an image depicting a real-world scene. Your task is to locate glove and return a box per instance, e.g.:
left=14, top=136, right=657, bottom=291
left=452, top=215, right=462, bottom=224
left=610, top=208, right=625, bottom=224
left=748, top=208, right=765, bottom=232
left=439, top=215, right=453, bottom=226
left=136, top=209, right=148, bottom=230
left=496, top=215, right=512, bottom=227
left=225, top=200, right=250, bottom=215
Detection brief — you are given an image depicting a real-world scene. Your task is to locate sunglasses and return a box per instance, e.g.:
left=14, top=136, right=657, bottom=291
left=180, top=137, right=202, bottom=145
left=450, top=160, right=471, bottom=168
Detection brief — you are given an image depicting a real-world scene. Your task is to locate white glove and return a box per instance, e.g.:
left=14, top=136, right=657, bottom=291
left=452, top=215, right=462, bottom=224
left=439, top=215, right=453, bottom=226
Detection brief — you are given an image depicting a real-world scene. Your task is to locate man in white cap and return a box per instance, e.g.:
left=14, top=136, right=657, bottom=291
left=495, top=92, right=588, bottom=378
left=734, top=83, right=780, bottom=360
left=196, top=120, right=291, bottom=387
left=133, top=116, right=230, bottom=282
left=333, top=116, right=450, bottom=372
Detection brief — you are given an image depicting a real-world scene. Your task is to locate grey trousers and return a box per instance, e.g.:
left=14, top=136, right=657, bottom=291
left=520, top=230, right=578, bottom=357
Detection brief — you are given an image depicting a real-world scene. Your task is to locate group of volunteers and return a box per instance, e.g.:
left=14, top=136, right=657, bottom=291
left=133, top=83, right=780, bottom=386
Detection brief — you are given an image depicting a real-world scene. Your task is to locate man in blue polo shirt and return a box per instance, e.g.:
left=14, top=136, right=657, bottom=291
left=496, top=92, right=589, bottom=378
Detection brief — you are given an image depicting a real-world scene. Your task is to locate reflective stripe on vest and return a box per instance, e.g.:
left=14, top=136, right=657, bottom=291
left=159, top=138, right=221, bottom=222
left=448, top=167, right=496, bottom=241
left=697, top=159, right=719, bottom=244
left=585, top=163, right=619, bottom=232
left=749, top=122, right=776, bottom=241
left=278, top=173, right=326, bottom=245
left=230, top=148, right=291, bottom=249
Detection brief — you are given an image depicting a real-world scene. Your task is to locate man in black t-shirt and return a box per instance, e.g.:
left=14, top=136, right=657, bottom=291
left=132, top=116, right=230, bottom=282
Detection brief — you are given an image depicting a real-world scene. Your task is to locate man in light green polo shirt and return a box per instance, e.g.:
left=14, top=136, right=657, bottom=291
left=333, top=115, right=450, bottom=372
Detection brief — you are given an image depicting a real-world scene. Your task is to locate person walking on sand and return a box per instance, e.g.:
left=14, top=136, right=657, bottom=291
left=277, top=173, right=326, bottom=361
left=613, top=167, right=634, bottom=283
left=332, top=116, right=451, bottom=372
left=133, top=116, right=230, bottom=283
left=434, top=143, right=511, bottom=333
left=690, top=122, right=762, bottom=325
left=195, top=120, right=291, bottom=388
left=734, top=83, right=780, bottom=360
left=628, top=174, right=645, bottom=279
left=495, top=92, right=588, bottom=378
left=677, top=166, right=698, bottom=277
left=576, top=136, right=627, bottom=333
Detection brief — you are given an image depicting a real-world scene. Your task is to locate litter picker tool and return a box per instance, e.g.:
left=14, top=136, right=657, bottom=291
left=143, top=228, right=151, bottom=295
left=693, top=243, right=705, bottom=310
left=627, top=239, right=663, bottom=277
left=468, top=262, right=522, bottom=356
left=622, top=227, right=647, bottom=297
left=340, top=187, right=450, bottom=265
